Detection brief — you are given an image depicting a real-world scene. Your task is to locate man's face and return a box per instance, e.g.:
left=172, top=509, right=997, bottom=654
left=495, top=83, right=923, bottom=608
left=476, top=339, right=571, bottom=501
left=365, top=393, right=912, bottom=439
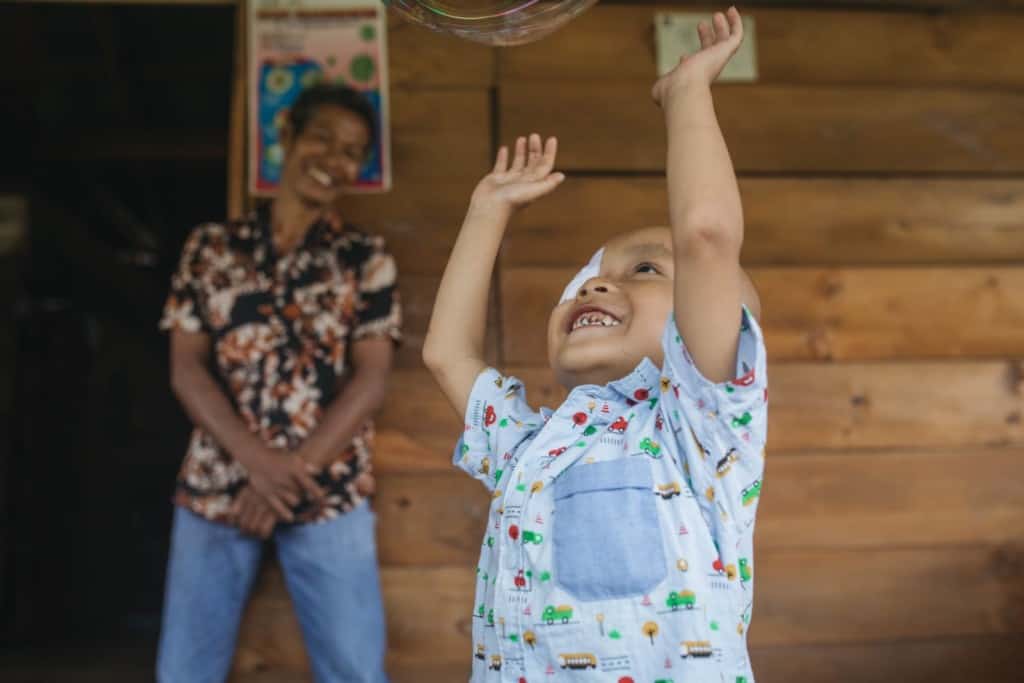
left=280, top=104, right=369, bottom=206
left=548, top=227, right=675, bottom=389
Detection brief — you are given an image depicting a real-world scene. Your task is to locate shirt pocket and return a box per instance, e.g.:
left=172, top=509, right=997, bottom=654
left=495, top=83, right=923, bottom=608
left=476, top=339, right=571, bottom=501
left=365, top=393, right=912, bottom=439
left=552, top=458, right=668, bottom=602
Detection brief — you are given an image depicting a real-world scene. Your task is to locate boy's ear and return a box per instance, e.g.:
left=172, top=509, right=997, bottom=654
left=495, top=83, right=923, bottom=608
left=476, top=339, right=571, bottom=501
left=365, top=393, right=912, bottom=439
left=741, top=270, right=761, bottom=321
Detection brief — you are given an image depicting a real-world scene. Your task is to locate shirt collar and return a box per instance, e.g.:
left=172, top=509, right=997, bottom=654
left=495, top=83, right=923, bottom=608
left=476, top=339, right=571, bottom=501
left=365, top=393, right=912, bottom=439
left=252, top=201, right=346, bottom=256
left=566, top=357, right=661, bottom=405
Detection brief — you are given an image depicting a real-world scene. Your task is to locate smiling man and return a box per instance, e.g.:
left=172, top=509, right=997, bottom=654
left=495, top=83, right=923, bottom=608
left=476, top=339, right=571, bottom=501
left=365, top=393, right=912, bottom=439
left=157, top=84, right=399, bottom=683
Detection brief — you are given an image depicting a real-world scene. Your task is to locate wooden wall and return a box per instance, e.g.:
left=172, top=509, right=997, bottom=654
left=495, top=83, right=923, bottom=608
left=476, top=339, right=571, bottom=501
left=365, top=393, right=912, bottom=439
left=231, top=2, right=1024, bottom=681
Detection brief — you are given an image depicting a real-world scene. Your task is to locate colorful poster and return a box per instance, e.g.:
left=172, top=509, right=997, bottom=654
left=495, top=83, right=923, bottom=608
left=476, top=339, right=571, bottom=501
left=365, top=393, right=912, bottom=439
left=249, top=0, right=390, bottom=195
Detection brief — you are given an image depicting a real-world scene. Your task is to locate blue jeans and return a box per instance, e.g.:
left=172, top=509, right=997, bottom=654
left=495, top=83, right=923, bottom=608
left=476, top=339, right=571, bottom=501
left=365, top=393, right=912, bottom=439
left=156, top=502, right=389, bottom=683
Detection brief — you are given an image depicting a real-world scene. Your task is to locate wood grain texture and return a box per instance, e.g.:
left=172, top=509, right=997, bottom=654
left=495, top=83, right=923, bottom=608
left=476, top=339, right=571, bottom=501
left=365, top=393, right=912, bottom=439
left=502, top=177, right=1024, bottom=267
left=500, top=6, right=1024, bottom=86
left=501, top=83, right=1024, bottom=172
left=388, top=15, right=494, bottom=88
left=232, top=545, right=1024, bottom=673
left=386, top=89, right=491, bottom=179
left=390, top=274, right=499, bottom=370
left=374, top=448, right=1024, bottom=566
left=229, top=635, right=1024, bottom=683
left=499, top=266, right=1024, bottom=362
left=374, top=361, right=1024, bottom=464
left=343, top=177, right=472, bottom=275
left=492, top=362, right=1024, bottom=451
left=748, top=634, right=1024, bottom=683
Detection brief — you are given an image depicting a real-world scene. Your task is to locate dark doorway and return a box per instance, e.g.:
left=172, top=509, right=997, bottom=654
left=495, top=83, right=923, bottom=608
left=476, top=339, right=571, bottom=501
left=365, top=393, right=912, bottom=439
left=0, top=0, right=237, bottom=667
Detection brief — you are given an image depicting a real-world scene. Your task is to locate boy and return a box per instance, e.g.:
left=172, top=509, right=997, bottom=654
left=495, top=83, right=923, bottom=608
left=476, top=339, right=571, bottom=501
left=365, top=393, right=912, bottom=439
left=424, top=8, right=766, bottom=681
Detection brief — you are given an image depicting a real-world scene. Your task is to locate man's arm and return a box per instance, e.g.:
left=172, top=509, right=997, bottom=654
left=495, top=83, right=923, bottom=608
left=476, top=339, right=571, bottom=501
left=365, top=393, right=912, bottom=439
left=169, top=330, right=324, bottom=522
left=653, top=7, right=748, bottom=383
left=423, top=134, right=564, bottom=418
left=297, top=336, right=394, bottom=469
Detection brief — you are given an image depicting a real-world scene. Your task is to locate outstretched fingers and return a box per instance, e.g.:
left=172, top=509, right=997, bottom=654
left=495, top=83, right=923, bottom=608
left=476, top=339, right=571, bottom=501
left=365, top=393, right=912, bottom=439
left=527, top=133, right=543, bottom=166
left=510, top=136, right=528, bottom=173
left=712, top=12, right=730, bottom=43
left=525, top=135, right=558, bottom=180
left=492, top=145, right=509, bottom=175
left=697, top=21, right=714, bottom=50
left=726, top=6, right=743, bottom=42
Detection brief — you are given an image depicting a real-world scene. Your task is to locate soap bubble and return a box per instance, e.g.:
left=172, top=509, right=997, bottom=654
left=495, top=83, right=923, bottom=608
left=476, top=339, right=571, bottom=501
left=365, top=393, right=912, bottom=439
left=384, top=0, right=598, bottom=46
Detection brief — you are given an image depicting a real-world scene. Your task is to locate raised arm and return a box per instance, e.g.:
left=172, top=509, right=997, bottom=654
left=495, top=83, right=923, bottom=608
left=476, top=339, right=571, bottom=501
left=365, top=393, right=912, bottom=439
left=423, top=134, right=564, bottom=418
left=652, top=7, right=749, bottom=383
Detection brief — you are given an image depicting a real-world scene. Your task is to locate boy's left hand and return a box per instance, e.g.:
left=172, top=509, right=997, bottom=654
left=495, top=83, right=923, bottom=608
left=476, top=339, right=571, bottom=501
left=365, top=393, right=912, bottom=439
left=652, top=6, right=744, bottom=107
left=469, top=134, right=564, bottom=215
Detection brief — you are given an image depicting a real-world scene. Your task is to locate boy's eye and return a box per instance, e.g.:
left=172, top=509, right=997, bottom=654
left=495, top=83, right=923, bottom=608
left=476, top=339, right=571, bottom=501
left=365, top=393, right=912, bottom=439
left=634, top=262, right=660, bottom=275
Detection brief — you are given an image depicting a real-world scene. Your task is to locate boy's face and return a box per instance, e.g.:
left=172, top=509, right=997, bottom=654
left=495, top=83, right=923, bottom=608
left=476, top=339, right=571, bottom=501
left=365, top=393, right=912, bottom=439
left=548, top=227, right=675, bottom=389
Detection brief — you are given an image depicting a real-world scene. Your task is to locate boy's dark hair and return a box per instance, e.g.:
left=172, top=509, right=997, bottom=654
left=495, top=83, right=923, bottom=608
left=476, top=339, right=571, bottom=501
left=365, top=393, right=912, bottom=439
left=288, top=83, right=378, bottom=151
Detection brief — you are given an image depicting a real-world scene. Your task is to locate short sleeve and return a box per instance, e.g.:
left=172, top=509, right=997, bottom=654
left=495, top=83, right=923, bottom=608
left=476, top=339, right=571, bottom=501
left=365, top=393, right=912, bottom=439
left=660, top=306, right=768, bottom=535
left=159, top=226, right=211, bottom=335
left=352, top=236, right=402, bottom=343
left=454, top=368, right=544, bottom=492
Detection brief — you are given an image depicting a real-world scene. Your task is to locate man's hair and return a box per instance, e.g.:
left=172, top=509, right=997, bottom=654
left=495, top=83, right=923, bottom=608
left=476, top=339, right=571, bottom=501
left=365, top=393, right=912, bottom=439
left=288, top=83, right=378, bottom=151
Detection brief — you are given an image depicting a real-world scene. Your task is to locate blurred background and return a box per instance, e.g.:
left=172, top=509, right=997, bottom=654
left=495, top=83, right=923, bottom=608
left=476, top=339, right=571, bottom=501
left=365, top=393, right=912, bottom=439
left=1, top=0, right=1022, bottom=681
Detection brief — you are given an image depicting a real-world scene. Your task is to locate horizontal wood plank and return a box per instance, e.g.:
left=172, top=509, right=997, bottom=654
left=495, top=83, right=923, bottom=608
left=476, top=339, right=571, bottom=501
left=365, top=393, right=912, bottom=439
left=233, top=546, right=1024, bottom=668
left=386, top=635, right=1024, bottom=683
left=375, top=428, right=453, bottom=475
left=18, top=634, right=1018, bottom=683
left=503, top=177, right=1024, bottom=267
left=343, top=177, right=471, bottom=275
left=384, top=89, right=491, bottom=180
left=388, top=16, right=494, bottom=88
left=501, top=83, right=1024, bottom=172
left=375, top=448, right=1024, bottom=565
left=500, top=266, right=1024, bottom=362
left=230, top=634, right=1024, bottom=683
left=501, top=6, right=1024, bottom=87
left=376, top=362, right=1024, bottom=455
left=477, top=362, right=1024, bottom=451
left=749, top=634, right=1024, bottom=683
left=389, top=274, right=499, bottom=369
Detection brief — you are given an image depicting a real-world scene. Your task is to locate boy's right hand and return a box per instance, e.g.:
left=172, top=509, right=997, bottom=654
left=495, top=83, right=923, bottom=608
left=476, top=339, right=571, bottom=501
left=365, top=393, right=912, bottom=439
left=470, top=134, right=564, bottom=216
left=651, top=6, right=744, bottom=107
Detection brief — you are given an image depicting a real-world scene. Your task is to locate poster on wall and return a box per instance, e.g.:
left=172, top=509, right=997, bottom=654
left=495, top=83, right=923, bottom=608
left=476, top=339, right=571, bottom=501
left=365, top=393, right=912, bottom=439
left=248, top=0, right=391, bottom=195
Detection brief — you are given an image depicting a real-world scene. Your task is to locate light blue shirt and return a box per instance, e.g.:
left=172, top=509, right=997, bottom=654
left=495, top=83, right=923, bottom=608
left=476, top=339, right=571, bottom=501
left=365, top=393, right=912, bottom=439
left=455, top=309, right=768, bottom=682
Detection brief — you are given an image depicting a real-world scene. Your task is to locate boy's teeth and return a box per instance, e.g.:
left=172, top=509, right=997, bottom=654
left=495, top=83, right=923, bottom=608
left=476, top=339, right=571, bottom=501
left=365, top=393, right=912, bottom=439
left=572, top=312, right=620, bottom=331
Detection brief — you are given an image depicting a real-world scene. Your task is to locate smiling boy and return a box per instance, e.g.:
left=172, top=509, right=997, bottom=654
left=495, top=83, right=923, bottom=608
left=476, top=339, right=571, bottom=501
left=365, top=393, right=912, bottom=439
left=424, top=8, right=767, bottom=681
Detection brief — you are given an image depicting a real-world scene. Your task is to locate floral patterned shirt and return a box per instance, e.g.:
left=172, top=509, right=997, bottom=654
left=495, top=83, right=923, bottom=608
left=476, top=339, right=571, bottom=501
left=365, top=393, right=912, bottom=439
left=456, top=309, right=767, bottom=682
left=160, top=204, right=401, bottom=524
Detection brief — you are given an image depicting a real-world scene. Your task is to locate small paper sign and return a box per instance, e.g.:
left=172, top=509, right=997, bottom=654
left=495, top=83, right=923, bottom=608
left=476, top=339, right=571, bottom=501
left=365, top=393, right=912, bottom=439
left=655, top=12, right=758, bottom=82
left=249, top=0, right=391, bottom=195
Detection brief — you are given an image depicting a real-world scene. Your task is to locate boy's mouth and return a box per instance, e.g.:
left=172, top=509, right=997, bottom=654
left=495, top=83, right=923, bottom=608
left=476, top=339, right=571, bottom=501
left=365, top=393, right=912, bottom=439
left=567, top=305, right=622, bottom=334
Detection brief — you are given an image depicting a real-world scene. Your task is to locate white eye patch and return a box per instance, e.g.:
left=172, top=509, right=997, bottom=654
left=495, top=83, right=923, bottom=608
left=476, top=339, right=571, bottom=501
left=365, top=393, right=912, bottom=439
left=559, top=248, right=605, bottom=304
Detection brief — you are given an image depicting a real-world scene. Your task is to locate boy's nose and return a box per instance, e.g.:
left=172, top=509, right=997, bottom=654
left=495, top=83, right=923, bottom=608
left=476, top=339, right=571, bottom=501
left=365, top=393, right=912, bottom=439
left=578, top=278, right=612, bottom=298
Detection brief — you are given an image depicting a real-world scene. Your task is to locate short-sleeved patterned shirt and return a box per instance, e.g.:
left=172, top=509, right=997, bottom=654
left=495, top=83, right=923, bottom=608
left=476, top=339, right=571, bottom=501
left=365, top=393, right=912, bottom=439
left=456, top=309, right=767, bottom=681
left=160, top=204, right=401, bottom=524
